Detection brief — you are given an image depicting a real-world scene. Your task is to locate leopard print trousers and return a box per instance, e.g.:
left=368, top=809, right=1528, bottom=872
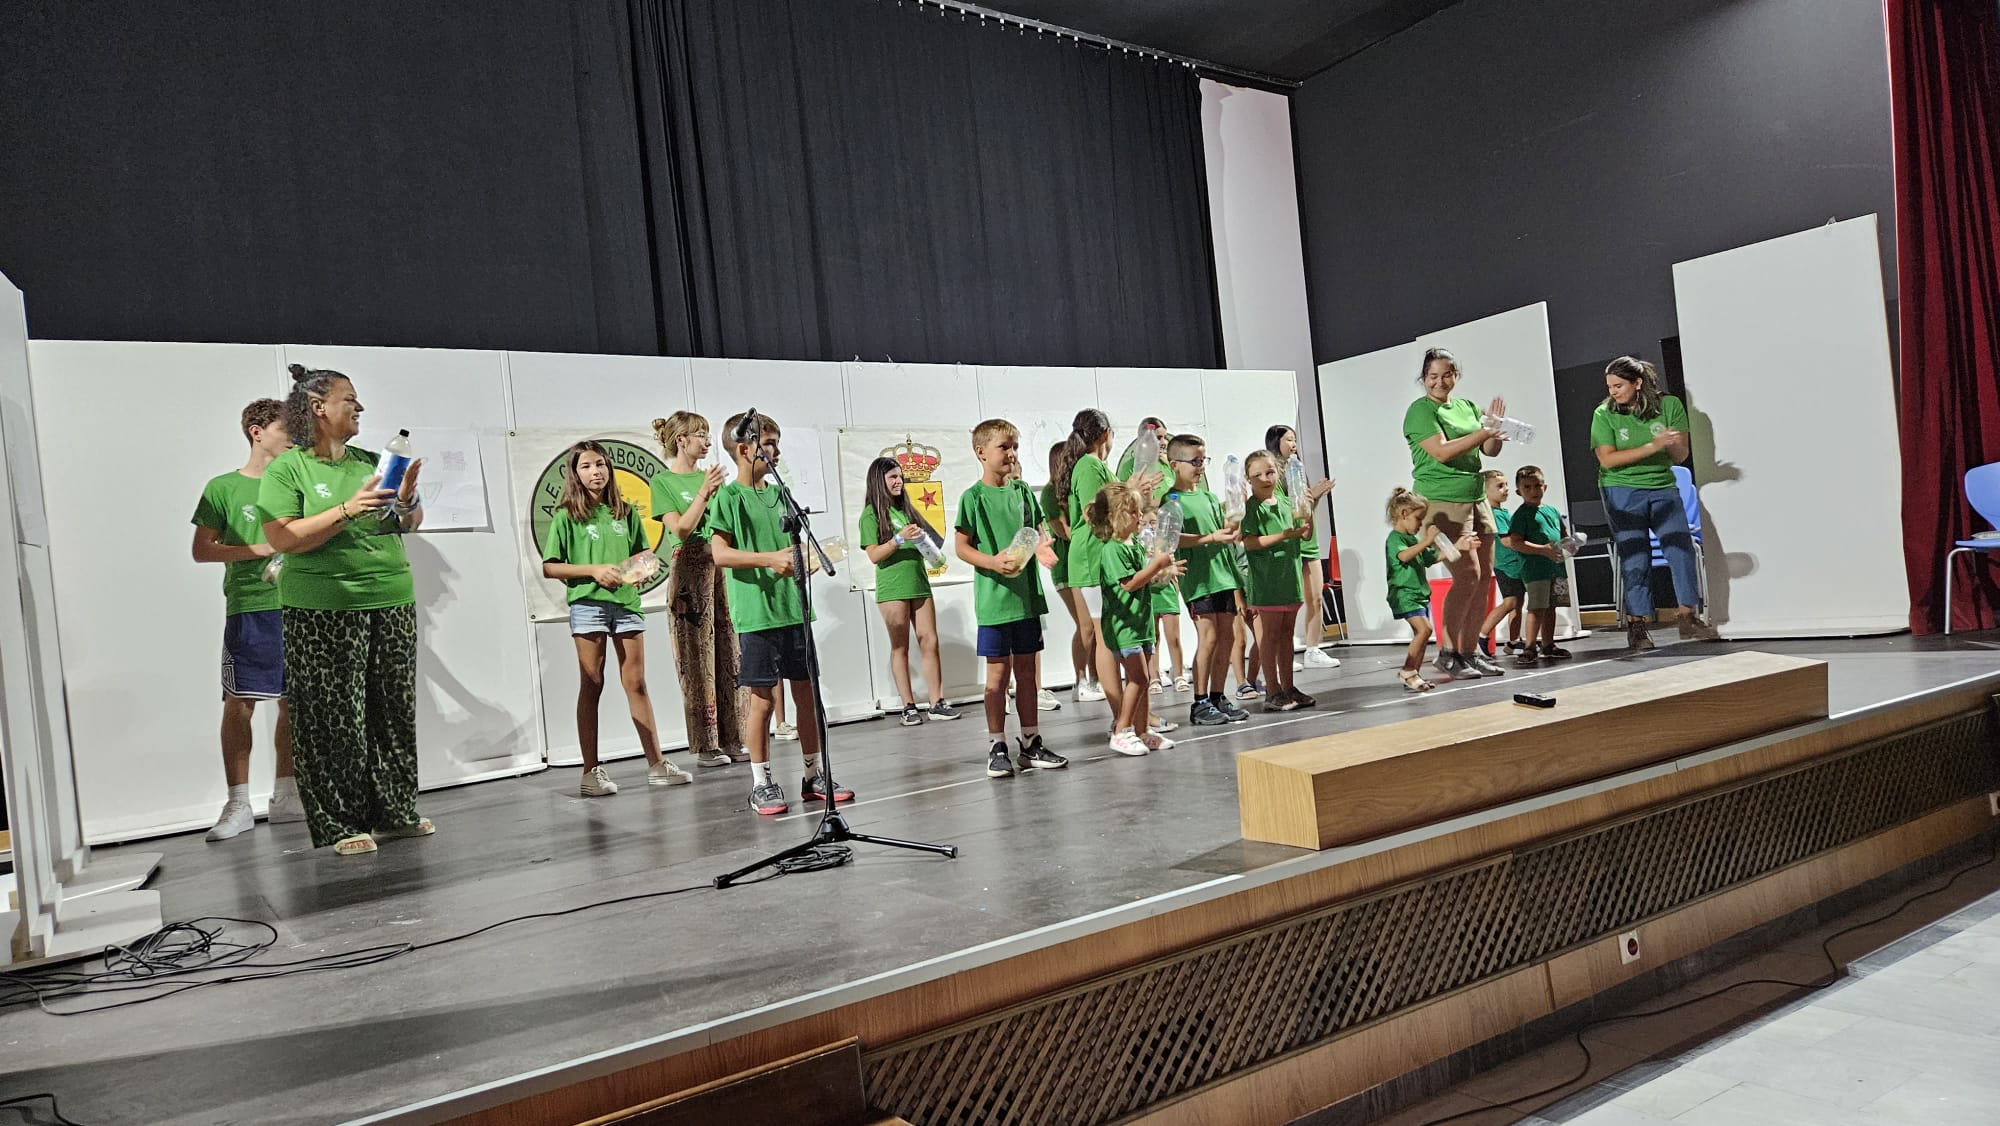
left=667, top=538, right=746, bottom=755
left=281, top=605, right=421, bottom=847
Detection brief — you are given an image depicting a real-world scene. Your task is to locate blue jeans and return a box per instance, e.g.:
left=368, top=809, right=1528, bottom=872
left=1601, top=485, right=1700, bottom=617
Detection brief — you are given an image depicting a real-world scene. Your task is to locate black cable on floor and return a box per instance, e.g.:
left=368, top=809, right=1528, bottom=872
left=0, top=876, right=722, bottom=1018
left=0, top=1092, right=83, bottom=1126
left=1412, top=838, right=2000, bottom=1126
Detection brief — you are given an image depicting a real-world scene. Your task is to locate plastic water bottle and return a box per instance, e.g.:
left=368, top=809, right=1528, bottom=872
left=906, top=521, right=946, bottom=571
left=617, top=550, right=662, bottom=585
left=1434, top=533, right=1462, bottom=563
left=1284, top=455, right=1311, bottom=518
left=1480, top=414, right=1535, bottom=444
left=1558, top=530, right=1588, bottom=557
left=1155, top=500, right=1184, bottom=556
left=261, top=554, right=285, bottom=584
left=1221, top=456, right=1247, bottom=525
left=1129, top=424, right=1161, bottom=480
left=379, top=429, right=415, bottom=493
left=999, top=525, right=1041, bottom=569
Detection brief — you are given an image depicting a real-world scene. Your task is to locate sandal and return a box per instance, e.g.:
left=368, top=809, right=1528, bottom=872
left=1398, top=670, right=1435, bottom=692
left=378, top=818, right=435, bottom=839
left=334, top=833, right=378, bottom=856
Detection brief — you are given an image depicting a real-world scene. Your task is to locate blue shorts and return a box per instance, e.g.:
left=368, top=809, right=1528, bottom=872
left=570, top=600, right=645, bottom=636
left=1116, top=641, right=1156, bottom=659
left=976, top=618, right=1044, bottom=659
left=1394, top=607, right=1430, bottom=621
left=222, top=610, right=285, bottom=700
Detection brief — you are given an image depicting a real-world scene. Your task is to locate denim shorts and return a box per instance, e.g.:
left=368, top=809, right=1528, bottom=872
left=221, top=610, right=285, bottom=700
left=569, top=599, right=646, bottom=636
left=1116, top=641, right=1156, bottom=659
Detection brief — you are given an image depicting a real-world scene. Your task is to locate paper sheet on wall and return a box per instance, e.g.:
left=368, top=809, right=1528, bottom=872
left=508, top=428, right=676, bottom=621
left=357, top=426, right=490, bottom=531
left=837, top=427, right=985, bottom=592
left=773, top=427, right=827, bottom=513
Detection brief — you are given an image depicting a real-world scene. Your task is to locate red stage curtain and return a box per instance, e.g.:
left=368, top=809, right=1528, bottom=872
left=1888, top=0, right=2000, bottom=634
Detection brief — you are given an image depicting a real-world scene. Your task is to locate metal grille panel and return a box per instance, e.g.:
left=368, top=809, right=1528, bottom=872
left=864, top=711, right=1998, bottom=1126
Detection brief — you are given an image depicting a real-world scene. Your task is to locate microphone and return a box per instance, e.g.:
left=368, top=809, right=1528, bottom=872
left=732, top=408, right=762, bottom=448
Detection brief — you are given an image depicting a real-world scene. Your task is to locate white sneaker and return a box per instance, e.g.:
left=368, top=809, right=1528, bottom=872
left=696, top=749, right=734, bottom=769
left=648, top=759, right=693, bottom=786
left=772, top=722, right=799, bottom=742
left=1143, top=730, right=1176, bottom=751
left=1075, top=680, right=1106, bottom=703
left=205, top=799, right=254, bottom=842
left=267, top=786, right=307, bottom=824
left=1035, top=688, right=1061, bottom=712
left=580, top=766, right=618, bottom=797
left=1303, top=647, right=1341, bottom=669
left=1293, top=655, right=1305, bottom=671
left=1108, top=731, right=1150, bottom=756
left=1007, top=683, right=1017, bottom=698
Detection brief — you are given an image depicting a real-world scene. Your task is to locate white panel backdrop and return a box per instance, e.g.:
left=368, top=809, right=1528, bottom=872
left=1672, top=216, right=1906, bottom=637
left=27, top=342, right=1296, bottom=838
left=1322, top=304, right=1580, bottom=643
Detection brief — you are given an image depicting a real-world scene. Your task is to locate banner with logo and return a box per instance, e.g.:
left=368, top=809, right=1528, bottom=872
left=509, top=429, right=675, bottom=621
left=836, top=427, right=982, bottom=593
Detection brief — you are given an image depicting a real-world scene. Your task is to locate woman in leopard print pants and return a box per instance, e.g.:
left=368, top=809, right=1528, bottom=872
left=258, top=364, right=431, bottom=856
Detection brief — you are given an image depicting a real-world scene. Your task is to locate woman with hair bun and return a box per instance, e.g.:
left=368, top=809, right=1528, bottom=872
left=1402, top=347, right=1509, bottom=680
left=1591, top=356, right=1719, bottom=649
left=258, top=364, right=428, bottom=856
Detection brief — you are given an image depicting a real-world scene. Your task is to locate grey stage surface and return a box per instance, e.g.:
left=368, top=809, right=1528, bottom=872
left=5, top=633, right=1997, bottom=1125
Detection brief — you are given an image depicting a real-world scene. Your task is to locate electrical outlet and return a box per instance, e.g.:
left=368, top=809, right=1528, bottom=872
left=1617, top=929, right=1642, bottom=965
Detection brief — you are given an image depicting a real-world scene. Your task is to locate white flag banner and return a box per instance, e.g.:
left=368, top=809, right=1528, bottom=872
left=836, top=427, right=982, bottom=593
left=508, top=428, right=675, bottom=622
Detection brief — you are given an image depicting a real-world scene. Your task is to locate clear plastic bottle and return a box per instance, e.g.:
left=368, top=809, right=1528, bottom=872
left=379, top=429, right=415, bottom=493
left=998, top=525, right=1040, bottom=569
left=260, top=554, right=285, bottom=585
left=1284, top=455, right=1310, bottom=518
left=905, top=520, right=945, bottom=571
left=1434, top=533, right=1462, bottom=564
left=1155, top=500, right=1184, bottom=556
left=617, top=550, right=662, bottom=585
left=1221, top=455, right=1247, bottom=525
left=1130, top=424, right=1161, bottom=479
left=1480, top=413, right=1535, bottom=444
left=1558, top=529, right=1588, bottom=557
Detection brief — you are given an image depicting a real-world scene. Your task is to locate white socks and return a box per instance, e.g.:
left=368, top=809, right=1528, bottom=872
left=227, top=783, right=249, bottom=803
left=750, top=761, right=773, bottom=787
left=1021, top=726, right=1039, bottom=742
left=271, top=776, right=297, bottom=797
left=802, top=752, right=820, bottom=776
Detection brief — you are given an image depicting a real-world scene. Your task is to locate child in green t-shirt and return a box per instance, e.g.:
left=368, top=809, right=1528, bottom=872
left=1085, top=479, right=1184, bottom=756
left=189, top=398, right=302, bottom=842
left=955, top=419, right=1069, bottom=780
left=1501, top=465, right=1572, bottom=667
left=1476, top=470, right=1526, bottom=658
left=1386, top=486, right=1474, bottom=692
left=709, top=411, right=853, bottom=817
left=859, top=454, right=959, bottom=727
left=1164, top=433, right=1250, bottom=727
left=1241, top=451, right=1314, bottom=712
left=540, top=440, right=691, bottom=798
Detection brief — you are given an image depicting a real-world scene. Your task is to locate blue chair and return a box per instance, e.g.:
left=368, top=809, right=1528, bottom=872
left=1942, top=461, right=2000, bottom=636
left=1608, top=466, right=1709, bottom=627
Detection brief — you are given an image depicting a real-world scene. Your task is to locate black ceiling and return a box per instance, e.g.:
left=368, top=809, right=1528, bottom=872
left=974, top=0, right=1467, bottom=86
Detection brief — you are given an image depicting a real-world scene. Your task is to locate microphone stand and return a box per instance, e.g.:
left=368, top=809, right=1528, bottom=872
left=714, top=445, right=957, bottom=889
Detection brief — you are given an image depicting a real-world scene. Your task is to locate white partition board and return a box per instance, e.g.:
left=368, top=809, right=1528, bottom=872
left=1321, top=304, right=1574, bottom=643
left=29, top=342, right=293, bottom=840
left=279, top=345, right=545, bottom=791
left=505, top=350, right=694, bottom=764
left=1673, top=216, right=1905, bottom=637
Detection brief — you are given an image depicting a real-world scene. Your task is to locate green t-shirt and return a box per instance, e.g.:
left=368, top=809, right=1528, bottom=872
left=1385, top=531, right=1440, bottom=615
left=1491, top=505, right=1522, bottom=579
left=1274, top=487, right=1321, bottom=560
left=860, top=504, right=933, bottom=604
left=192, top=471, right=280, bottom=616
left=708, top=480, right=805, bottom=633
left=541, top=503, right=647, bottom=611
left=1592, top=394, right=1689, bottom=491
left=1064, top=454, right=1112, bottom=587
left=257, top=447, right=414, bottom=611
left=1512, top=502, right=1565, bottom=582
left=1241, top=497, right=1303, bottom=607
left=1040, top=482, right=1070, bottom=588
left=1098, top=538, right=1156, bottom=650
left=648, top=470, right=710, bottom=552
left=1171, top=488, right=1238, bottom=600
left=954, top=479, right=1046, bottom=626
left=1403, top=396, right=1486, bottom=503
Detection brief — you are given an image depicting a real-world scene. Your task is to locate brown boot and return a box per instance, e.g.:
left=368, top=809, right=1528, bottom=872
left=1677, top=611, right=1721, bottom=641
left=1627, top=620, right=1656, bottom=651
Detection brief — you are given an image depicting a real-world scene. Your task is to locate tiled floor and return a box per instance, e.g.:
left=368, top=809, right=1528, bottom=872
left=1371, top=855, right=2000, bottom=1126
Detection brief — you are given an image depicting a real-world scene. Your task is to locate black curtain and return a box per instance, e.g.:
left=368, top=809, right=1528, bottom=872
left=0, top=1, right=1220, bottom=369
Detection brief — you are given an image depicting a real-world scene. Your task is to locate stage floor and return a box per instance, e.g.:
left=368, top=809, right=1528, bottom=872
left=7, top=632, right=1999, bottom=1125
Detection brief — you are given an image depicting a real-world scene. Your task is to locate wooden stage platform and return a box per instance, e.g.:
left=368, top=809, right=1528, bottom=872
left=3, top=633, right=1997, bottom=1125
